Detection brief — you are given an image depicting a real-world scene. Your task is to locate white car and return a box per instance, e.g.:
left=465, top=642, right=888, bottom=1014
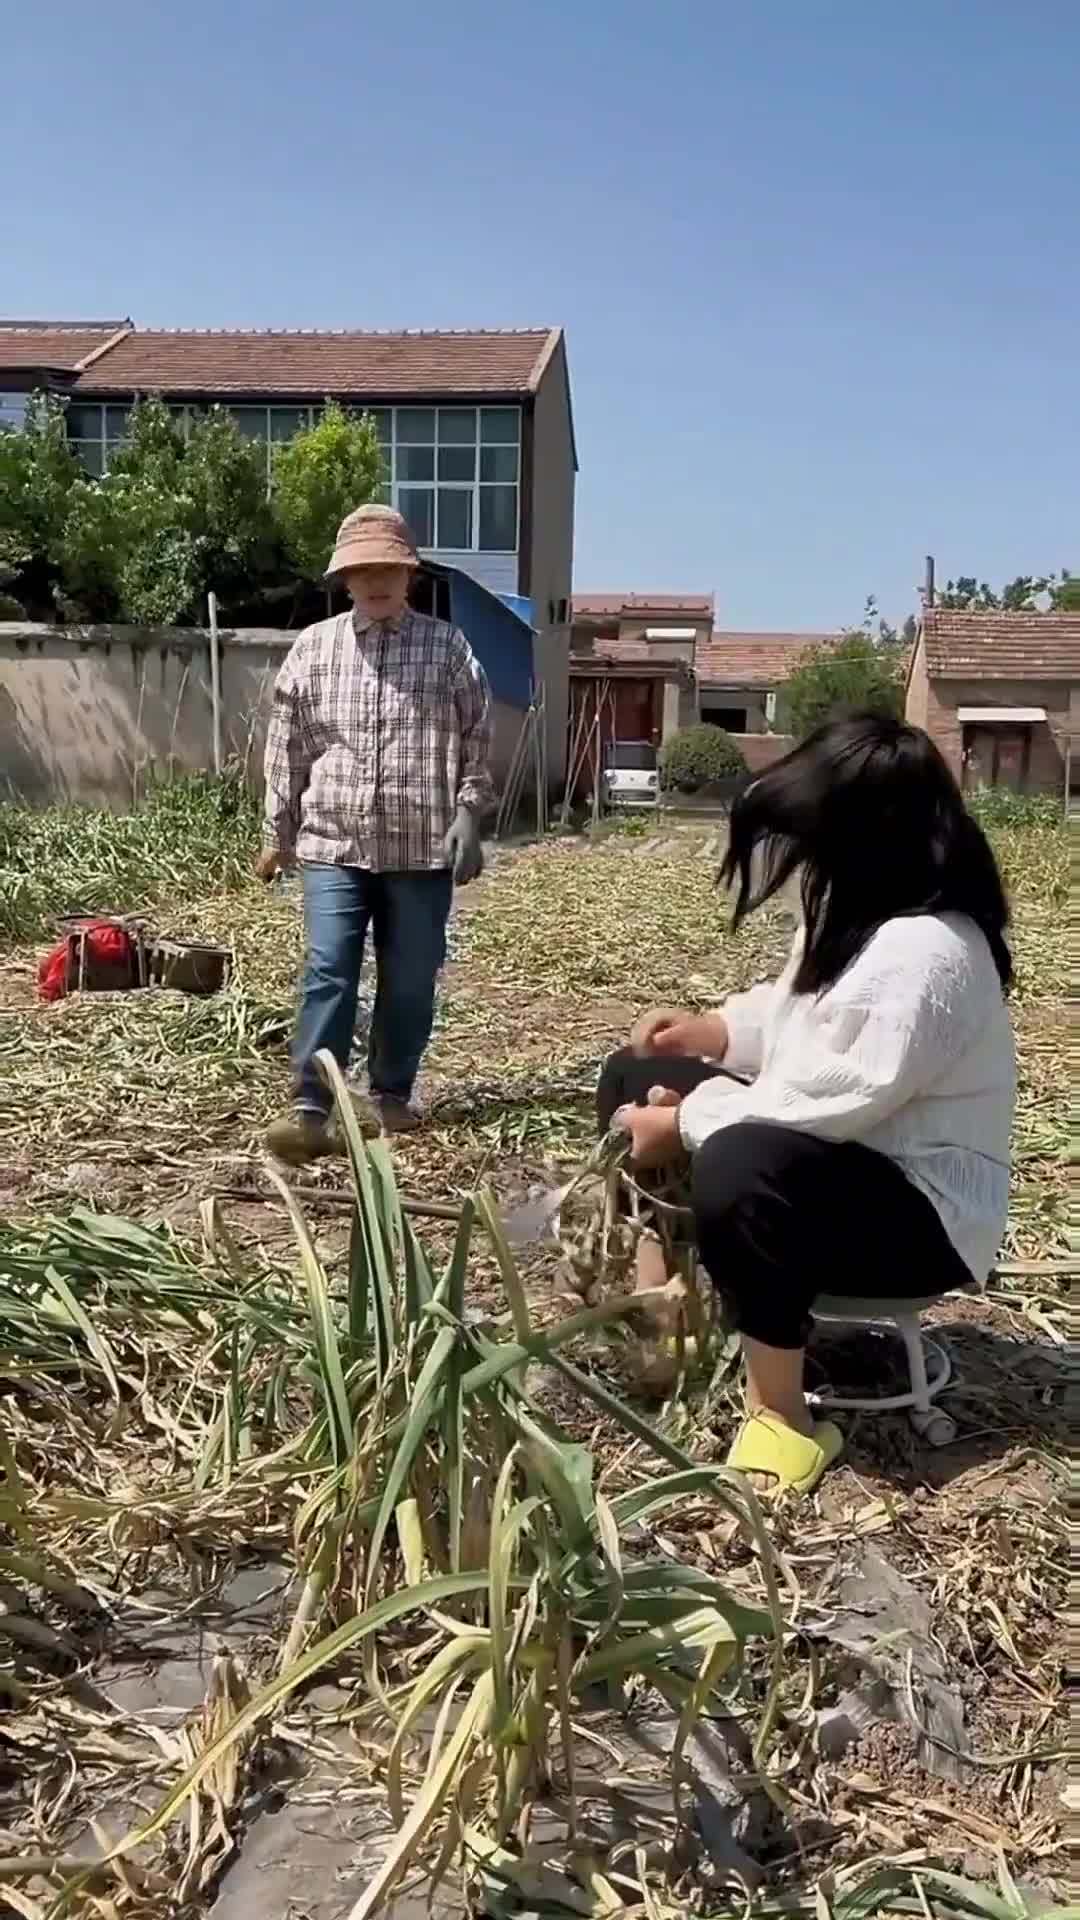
left=603, top=741, right=660, bottom=810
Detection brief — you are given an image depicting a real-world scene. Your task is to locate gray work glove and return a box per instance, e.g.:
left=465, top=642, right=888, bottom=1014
left=443, top=803, right=484, bottom=885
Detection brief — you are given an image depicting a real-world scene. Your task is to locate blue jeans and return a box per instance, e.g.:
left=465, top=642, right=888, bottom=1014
left=294, top=865, right=454, bottom=1115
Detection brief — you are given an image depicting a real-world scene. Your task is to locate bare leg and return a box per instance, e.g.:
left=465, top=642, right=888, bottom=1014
left=634, top=1232, right=669, bottom=1297
left=741, top=1335, right=814, bottom=1437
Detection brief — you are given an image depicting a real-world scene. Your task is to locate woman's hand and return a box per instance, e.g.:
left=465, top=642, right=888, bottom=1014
left=631, top=1007, right=729, bottom=1061
left=615, top=1087, right=687, bottom=1169
left=254, top=848, right=293, bottom=883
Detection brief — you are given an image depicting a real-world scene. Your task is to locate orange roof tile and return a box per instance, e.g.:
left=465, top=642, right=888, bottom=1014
left=922, top=608, right=1080, bottom=680
left=0, top=322, right=131, bottom=372
left=697, top=630, right=837, bottom=687
left=71, top=327, right=561, bottom=397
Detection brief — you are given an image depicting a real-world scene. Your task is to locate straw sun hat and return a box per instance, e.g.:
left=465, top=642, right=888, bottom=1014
left=325, top=503, right=420, bottom=578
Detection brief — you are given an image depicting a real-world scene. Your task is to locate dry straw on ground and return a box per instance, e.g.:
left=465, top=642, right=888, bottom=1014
left=0, top=802, right=1068, bottom=1919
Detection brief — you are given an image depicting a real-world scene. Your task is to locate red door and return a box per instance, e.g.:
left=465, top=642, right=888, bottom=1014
left=612, top=678, right=660, bottom=743
left=962, top=726, right=1031, bottom=791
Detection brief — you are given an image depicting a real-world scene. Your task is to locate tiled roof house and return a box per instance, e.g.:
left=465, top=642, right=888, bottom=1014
left=0, top=317, right=578, bottom=776
left=907, top=607, right=1080, bottom=793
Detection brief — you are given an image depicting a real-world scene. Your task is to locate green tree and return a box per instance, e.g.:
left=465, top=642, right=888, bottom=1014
left=0, top=393, right=81, bottom=615
left=1050, top=570, right=1080, bottom=611
left=783, top=631, right=905, bottom=740
left=937, top=574, right=1056, bottom=611
left=182, top=407, right=276, bottom=605
left=60, top=399, right=272, bottom=625
left=272, top=402, right=385, bottom=585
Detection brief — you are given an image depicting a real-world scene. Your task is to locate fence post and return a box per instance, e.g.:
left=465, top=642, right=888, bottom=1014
left=207, top=592, right=223, bottom=776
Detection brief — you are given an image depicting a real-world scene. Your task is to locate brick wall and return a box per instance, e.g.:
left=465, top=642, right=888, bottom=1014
left=921, top=676, right=1069, bottom=793
left=740, top=733, right=795, bottom=773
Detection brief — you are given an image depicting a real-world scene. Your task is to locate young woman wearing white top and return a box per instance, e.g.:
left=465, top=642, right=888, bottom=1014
left=599, top=712, right=1016, bottom=1497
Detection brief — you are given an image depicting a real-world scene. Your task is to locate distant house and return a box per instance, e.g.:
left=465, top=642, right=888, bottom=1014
left=567, top=599, right=840, bottom=790
left=569, top=593, right=712, bottom=749
left=0, top=317, right=577, bottom=777
left=695, top=629, right=835, bottom=735
left=906, top=608, right=1080, bottom=794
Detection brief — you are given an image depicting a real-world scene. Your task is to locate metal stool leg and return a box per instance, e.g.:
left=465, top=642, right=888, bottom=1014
left=898, top=1313, right=958, bottom=1447
left=898, top=1314, right=931, bottom=1413
left=810, top=1309, right=959, bottom=1445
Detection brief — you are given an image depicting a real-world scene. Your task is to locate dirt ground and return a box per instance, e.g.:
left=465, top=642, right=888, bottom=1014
left=0, top=827, right=1067, bottom=1913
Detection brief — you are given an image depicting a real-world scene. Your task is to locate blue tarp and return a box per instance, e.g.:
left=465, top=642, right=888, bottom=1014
left=496, top=593, right=534, bottom=628
left=424, top=564, right=535, bottom=711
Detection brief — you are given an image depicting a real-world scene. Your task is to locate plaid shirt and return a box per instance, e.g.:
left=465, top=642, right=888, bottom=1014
left=263, top=610, right=494, bottom=872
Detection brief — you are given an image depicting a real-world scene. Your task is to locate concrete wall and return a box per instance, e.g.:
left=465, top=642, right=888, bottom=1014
left=527, top=337, right=575, bottom=784
left=905, top=652, right=1070, bottom=793
left=661, top=680, right=685, bottom=740
left=0, top=624, right=522, bottom=809
left=905, top=634, right=930, bottom=729
left=613, top=618, right=706, bottom=667
left=699, top=686, right=770, bottom=732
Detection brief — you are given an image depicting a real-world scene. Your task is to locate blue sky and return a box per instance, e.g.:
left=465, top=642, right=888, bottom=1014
left=5, top=0, right=1076, bottom=627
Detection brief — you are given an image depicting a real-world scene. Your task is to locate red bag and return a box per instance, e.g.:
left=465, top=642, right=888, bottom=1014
left=38, top=922, right=136, bottom=1002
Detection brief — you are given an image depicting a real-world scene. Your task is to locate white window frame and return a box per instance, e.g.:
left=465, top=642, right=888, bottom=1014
left=375, top=405, right=520, bottom=554
left=65, top=401, right=325, bottom=479
left=64, top=401, right=521, bottom=552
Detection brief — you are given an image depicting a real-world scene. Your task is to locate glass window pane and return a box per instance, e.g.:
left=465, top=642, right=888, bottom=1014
left=228, top=407, right=268, bottom=441
left=398, top=487, right=434, bottom=546
left=437, top=407, right=476, bottom=444
left=437, top=488, right=473, bottom=549
left=396, top=407, right=435, bottom=444
left=75, top=441, right=104, bottom=476
left=365, top=407, right=392, bottom=443
left=438, top=445, right=475, bottom=482
left=269, top=407, right=308, bottom=442
left=480, top=406, right=520, bottom=444
left=66, top=404, right=101, bottom=439
left=105, top=404, right=130, bottom=437
left=478, top=484, right=517, bottom=551
left=397, top=444, right=434, bottom=481
left=0, top=392, right=27, bottom=431
left=480, top=444, right=517, bottom=482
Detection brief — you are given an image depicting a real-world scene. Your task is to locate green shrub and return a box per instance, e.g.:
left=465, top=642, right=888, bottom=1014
left=660, top=724, right=747, bottom=793
left=965, top=787, right=1063, bottom=830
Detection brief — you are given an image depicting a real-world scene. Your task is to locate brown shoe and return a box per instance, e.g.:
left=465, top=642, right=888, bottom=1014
left=373, top=1094, right=422, bottom=1135
left=264, top=1111, right=341, bottom=1166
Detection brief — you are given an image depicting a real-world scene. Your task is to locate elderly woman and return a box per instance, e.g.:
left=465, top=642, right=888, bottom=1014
left=599, top=712, right=1015, bottom=1496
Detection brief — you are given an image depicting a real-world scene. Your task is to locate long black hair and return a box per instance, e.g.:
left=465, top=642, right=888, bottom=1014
left=720, top=711, right=1013, bottom=993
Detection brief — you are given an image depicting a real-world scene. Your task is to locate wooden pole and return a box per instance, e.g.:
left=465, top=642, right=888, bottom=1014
left=567, top=690, right=597, bottom=807
left=496, top=708, right=532, bottom=837
left=533, top=684, right=548, bottom=837
left=591, top=681, right=605, bottom=830
left=207, top=591, right=223, bottom=776
left=560, top=693, right=590, bottom=825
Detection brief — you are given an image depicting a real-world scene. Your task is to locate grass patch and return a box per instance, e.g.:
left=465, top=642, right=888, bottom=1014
left=0, top=771, right=260, bottom=941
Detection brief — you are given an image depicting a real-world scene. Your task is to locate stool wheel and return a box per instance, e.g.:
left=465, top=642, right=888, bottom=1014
left=909, top=1407, right=958, bottom=1448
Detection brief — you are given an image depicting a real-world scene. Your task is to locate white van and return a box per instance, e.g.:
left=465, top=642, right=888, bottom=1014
left=603, top=740, right=660, bottom=810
